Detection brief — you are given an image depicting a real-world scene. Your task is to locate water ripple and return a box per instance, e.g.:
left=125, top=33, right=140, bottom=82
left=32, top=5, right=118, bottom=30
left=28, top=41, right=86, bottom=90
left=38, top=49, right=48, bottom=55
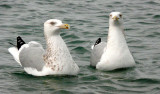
left=0, top=0, right=160, bottom=93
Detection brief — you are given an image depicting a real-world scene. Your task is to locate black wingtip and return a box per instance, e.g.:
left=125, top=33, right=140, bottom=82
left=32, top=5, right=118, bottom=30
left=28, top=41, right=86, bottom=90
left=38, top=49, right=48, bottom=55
left=94, top=38, right=101, bottom=46
left=17, top=36, right=26, bottom=50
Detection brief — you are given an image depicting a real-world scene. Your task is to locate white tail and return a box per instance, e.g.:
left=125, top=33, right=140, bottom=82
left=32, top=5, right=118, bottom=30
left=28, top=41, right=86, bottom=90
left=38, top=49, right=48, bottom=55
left=8, top=47, right=21, bottom=66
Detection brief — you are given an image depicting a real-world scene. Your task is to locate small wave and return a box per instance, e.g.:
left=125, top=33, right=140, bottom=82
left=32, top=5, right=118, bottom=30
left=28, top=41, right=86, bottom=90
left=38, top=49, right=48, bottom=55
left=0, top=4, right=12, bottom=8
left=72, top=46, right=89, bottom=54
left=53, top=90, right=73, bottom=94
left=133, top=78, right=160, bottom=84
left=67, top=40, right=86, bottom=44
left=145, top=1, right=159, bottom=5
left=153, top=15, right=160, bottom=19
left=138, top=22, right=155, bottom=25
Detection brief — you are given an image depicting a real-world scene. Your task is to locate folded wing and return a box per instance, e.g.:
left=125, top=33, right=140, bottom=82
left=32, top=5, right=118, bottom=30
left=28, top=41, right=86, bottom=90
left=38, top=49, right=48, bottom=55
left=90, top=38, right=107, bottom=67
left=19, top=41, right=45, bottom=71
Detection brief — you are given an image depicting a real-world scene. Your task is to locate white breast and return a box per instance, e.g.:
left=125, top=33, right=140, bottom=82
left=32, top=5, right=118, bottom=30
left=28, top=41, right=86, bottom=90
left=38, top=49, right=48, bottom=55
left=96, top=27, right=135, bottom=70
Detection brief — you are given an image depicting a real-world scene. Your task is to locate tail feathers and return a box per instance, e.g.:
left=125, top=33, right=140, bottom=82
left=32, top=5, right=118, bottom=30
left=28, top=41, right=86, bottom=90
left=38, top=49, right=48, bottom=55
left=8, top=36, right=25, bottom=66
left=8, top=47, right=22, bottom=66
left=17, top=36, right=25, bottom=50
left=8, top=42, right=16, bottom=47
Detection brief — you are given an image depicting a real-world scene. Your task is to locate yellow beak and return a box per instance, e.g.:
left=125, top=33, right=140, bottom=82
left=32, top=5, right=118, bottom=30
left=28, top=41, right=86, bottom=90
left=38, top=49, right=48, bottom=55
left=112, top=16, right=119, bottom=20
left=59, top=24, right=70, bottom=29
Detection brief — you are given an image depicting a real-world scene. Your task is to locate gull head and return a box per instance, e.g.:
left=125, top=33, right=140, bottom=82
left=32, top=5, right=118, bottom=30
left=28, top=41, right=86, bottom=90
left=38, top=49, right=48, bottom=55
left=44, top=19, right=70, bottom=36
left=109, top=12, right=123, bottom=26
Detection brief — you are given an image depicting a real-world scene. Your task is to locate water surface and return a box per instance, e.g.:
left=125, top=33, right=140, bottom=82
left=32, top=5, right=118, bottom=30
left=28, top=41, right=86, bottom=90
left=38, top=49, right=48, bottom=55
left=0, top=0, right=160, bottom=94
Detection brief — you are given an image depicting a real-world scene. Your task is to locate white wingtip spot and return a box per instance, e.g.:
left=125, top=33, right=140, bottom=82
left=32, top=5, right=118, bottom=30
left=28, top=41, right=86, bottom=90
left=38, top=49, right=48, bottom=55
left=91, top=45, right=94, bottom=50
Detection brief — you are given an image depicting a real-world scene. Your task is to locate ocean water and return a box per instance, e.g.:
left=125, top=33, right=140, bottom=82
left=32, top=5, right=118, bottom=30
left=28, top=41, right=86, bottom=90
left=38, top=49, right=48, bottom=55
left=0, top=0, right=160, bottom=94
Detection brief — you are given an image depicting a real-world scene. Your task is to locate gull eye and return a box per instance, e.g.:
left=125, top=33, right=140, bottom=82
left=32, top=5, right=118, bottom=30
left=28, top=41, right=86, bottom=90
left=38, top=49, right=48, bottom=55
left=50, top=22, right=55, bottom=25
left=109, top=14, right=112, bottom=17
left=119, top=14, right=122, bottom=17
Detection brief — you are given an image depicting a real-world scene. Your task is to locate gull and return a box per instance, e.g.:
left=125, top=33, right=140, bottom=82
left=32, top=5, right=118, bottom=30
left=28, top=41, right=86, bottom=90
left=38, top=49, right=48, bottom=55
left=8, top=19, right=79, bottom=76
left=90, top=12, right=135, bottom=71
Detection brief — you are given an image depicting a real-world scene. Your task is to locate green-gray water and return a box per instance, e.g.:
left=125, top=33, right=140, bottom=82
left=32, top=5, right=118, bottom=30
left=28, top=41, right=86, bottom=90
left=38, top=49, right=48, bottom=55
left=0, top=0, right=160, bottom=94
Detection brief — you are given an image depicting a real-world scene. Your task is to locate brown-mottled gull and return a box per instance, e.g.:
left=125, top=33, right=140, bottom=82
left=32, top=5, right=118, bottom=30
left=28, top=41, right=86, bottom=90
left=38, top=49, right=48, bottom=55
left=8, top=19, right=79, bottom=76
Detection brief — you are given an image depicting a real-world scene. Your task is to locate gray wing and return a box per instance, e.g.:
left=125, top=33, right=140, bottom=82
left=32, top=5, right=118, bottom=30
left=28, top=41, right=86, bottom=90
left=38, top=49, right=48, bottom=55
left=19, top=41, right=45, bottom=71
left=90, top=42, right=107, bottom=67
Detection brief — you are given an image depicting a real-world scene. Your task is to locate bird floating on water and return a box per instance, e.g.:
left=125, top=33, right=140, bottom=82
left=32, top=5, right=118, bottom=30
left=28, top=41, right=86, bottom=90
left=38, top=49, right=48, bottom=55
left=90, top=12, right=135, bottom=71
left=8, top=19, right=79, bottom=76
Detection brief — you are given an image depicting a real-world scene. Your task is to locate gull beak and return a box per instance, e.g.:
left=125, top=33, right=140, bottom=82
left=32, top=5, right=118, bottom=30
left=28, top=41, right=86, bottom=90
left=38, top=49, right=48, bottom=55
left=112, top=16, right=119, bottom=20
left=58, top=24, right=70, bottom=29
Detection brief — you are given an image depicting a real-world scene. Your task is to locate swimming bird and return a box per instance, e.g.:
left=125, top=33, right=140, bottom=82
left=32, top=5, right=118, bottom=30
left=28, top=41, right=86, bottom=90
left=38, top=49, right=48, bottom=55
left=8, top=19, right=79, bottom=76
left=90, top=12, right=135, bottom=71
